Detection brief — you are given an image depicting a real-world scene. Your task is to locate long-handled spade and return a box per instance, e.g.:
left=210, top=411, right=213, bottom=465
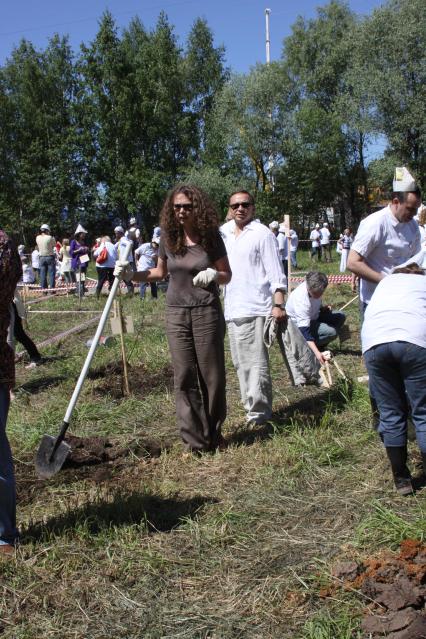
left=35, top=240, right=133, bottom=479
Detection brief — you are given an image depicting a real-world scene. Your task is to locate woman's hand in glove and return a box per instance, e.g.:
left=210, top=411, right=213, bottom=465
left=113, top=261, right=134, bottom=282
left=192, top=268, right=218, bottom=288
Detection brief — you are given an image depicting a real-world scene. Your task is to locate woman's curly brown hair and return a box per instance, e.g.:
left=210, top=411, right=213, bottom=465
left=160, top=185, right=221, bottom=257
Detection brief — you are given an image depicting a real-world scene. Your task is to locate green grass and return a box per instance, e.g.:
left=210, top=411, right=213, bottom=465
left=4, top=280, right=426, bottom=638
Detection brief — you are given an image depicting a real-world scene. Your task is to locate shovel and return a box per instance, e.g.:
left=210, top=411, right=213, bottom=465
left=35, top=240, right=133, bottom=479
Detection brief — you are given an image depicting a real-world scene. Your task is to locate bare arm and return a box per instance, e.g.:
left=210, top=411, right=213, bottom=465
left=131, top=257, right=168, bottom=283
left=271, top=289, right=287, bottom=322
left=347, top=249, right=384, bottom=284
left=213, top=255, right=232, bottom=285
left=306, top=340, right=326, bottom=365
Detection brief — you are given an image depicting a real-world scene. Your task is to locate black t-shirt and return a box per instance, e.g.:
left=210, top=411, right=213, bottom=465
left=159, top=233, right=226, bottom=307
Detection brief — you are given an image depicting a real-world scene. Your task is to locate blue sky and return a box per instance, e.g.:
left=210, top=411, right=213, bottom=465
left=1, top=0, right=385, bottom=71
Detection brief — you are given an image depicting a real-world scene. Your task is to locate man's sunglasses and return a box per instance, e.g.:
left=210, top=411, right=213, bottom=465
left=173, top=203, right=193, bottom=212
left=229, top=201, right=252, bottom=211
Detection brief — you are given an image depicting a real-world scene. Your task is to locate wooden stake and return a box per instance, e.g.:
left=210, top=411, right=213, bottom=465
left=114, top=300, right=130, bottom=396
left=339, top=294, right=358, bottom=312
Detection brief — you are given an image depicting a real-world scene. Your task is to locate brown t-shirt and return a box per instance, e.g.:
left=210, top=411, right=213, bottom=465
left=159, top=233, right=227, bottom=307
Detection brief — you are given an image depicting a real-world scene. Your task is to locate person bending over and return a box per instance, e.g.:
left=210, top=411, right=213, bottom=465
left=285, top=271, right=346, bottom=365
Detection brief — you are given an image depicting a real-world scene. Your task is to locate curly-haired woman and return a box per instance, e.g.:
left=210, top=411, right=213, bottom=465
left=115, top=185, right=232, bottom=453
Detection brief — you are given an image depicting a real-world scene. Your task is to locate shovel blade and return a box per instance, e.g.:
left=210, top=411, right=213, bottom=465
left=35, top=435, right=71, bottom=479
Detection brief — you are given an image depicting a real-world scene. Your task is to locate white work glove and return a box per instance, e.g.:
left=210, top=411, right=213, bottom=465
left=113, top=260, right=134, bottom=282
left=192, top=268, right=218, bottom=288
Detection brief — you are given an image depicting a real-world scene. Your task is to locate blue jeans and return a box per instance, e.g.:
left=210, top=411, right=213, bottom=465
left=139, top=282, right=158, bottom=299
left=310, top=310, right=346, bottom=347
left=0, top=385, right=17, bottom=545
left=39, top=255, right=56, bottom=290
left=290, top=251, right=297, bottom=268
left=364, top=341, right=426, bottom=451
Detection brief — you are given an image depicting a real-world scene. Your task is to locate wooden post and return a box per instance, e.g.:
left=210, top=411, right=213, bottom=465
left=114, top=300, right=130, bottom=396
left=284, top=214, right=292, bottom=293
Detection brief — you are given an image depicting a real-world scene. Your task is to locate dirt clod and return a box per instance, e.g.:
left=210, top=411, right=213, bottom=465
left=331, top=540, right=426, bottom=638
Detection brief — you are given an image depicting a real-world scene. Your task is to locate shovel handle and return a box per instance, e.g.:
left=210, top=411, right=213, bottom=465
left=63, top=240, right=133, bottom=424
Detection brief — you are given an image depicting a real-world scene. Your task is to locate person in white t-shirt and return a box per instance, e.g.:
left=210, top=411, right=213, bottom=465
left=361, top=263, right=426, bottom=495
left=135, top=237, right=159, bottom=299
left=21, top=257, right=35, bottom=284
left=310, top=224, right=321, bottom=262
left=348, top=167, right=421, bottom=314
left=289, top=229, right=298, bottom=268
left=114, top=226, right=134, bottom=296
left=320, top=222, right=332, bottom=262
left=222, top=190, right=287, bottom=426
left=285, top=272, right=346, bottom=365
left=31, top=248, right=40, bottom=282
left=277, top=223, right=289, bottom=277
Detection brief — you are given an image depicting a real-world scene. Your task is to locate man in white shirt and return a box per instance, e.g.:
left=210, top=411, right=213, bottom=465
left=135, top=237, right=159, bottom=299
left=320, top=222, right=331, bottom=262
left=222, top=191, right=287, bottom=426
left=277, top=223, right=289, bottom=277
left=285, top=272, right=346, bottom=365
left=310, top=224, right=321, bottom=262
left=114, top=226, right=134, bottom=295
left=289, top=229, right=298, bottom=268
left=348, top=167, right=422, bottom=314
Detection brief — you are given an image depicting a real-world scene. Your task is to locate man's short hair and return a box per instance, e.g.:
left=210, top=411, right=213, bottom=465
left=306, top=271, right=328, bottom=294
left=392, top=189, right=422, bottom=203
left=228, top=190, right=255, bottom=205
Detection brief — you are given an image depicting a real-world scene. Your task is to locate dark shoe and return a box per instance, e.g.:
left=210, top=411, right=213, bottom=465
left=386, top=446, right=413, bottom=495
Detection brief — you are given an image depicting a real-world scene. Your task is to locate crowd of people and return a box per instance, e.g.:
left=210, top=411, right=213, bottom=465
left=1, top=165, right=426, bottom=554
left=17, top=220, right=162, bottom=300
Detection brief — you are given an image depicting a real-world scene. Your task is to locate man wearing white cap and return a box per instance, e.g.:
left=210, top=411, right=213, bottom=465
left=310, top=224, right=321, bottom=262
left=268, top=221, right=279, bottom=236
left=126, top=217, right=141, bottom=248
left=134, top=235, right=159, bottom=299
left=36, top=223, right=56, bottom=291
left=114, top=225, right=134, bottom=295
left=348, top=167, right=422, bottom=314
left=320, top=222, right=332, bottom=262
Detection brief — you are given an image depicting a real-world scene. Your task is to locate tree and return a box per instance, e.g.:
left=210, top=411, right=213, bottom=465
left=184, top=18, right=228, bottom=158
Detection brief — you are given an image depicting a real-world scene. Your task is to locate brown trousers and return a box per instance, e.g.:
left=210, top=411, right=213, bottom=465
left=166, top=302, right=226, bottom=451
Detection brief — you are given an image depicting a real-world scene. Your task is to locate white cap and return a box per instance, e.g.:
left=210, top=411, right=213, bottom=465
left=75, top=223, right=88, bottom=235
left=129, top=217, right=137, bottom=225
left=114, top=225, right=124, bottom=234
left=269, top=221, right=279, bottom=230
left=96, top=237, right=101, bottom=243
left=323, top=222, right=328, bottom=227
left=315, top=223, right=320, bottom=229
left=393, top=166, right=417, bottom=193
left=18, top=244, right=25, bottom=251
left=40, top=223, right=50, bottom=232
left=151, top=235, right=160, bottom=244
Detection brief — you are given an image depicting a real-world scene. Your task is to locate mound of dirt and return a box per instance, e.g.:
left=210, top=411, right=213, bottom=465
left=329, top=540, right=426, bottom=638
left=89, top=361, right=173, bottom=398
left=64, top=434, right=162, bottom=467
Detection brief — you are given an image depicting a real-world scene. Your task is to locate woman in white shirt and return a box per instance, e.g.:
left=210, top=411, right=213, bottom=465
left=361, top=263, right=426, bottom=495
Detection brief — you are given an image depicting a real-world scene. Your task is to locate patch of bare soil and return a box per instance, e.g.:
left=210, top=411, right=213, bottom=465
left=328, top=540, right=426, bottom=638
left=89, top=361, right=173, bottom=398
left=16, top=436, right=163, bottom=506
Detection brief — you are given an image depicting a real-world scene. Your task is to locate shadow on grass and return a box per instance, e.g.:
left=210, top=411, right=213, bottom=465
left=22, top=492, right=217, bottom=541
left=338, top=347, right=362, bottom=356
left=16, top=375, right=66, bottom=395
left=227, top=379, right=355, bottom=447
